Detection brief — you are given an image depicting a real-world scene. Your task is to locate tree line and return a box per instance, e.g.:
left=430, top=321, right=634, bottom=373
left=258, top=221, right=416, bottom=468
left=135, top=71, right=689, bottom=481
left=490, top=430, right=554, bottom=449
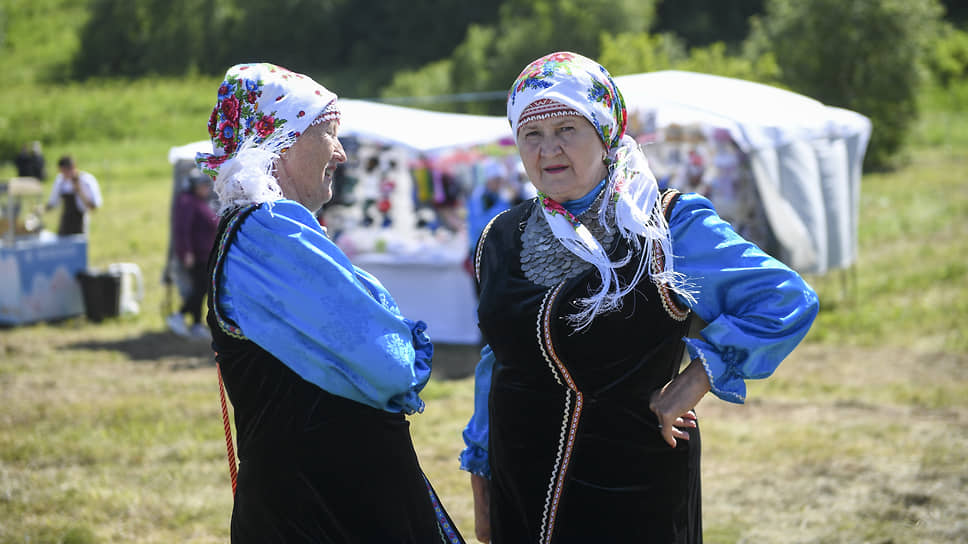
left=56, top=0, right=968, bottom=167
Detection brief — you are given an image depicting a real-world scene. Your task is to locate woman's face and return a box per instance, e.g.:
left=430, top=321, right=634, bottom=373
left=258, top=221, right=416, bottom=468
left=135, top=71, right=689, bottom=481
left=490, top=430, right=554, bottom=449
left=517, top=115, right=608, bottom=202
left=276, top=120, right=346, bottom=213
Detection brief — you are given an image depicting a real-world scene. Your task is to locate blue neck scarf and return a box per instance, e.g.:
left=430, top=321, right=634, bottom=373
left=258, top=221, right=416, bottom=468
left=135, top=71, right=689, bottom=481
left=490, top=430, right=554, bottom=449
left=562, top=178, right=607, bottom=216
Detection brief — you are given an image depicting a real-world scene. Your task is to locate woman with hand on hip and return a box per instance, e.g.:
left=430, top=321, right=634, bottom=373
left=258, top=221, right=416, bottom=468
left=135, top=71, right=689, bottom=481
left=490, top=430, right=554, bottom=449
left=460, top=52, right=819, bottom=543
left=197, top=63, right=464, bottom=544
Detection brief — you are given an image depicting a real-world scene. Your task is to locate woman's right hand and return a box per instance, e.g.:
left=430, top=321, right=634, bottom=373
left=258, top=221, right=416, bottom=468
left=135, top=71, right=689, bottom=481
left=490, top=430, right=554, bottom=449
left=470, top=473, right=491, bottom=543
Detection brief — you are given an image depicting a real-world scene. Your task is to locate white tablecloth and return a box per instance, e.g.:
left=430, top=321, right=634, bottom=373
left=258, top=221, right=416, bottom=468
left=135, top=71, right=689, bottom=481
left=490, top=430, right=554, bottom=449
left=352, top=253, right=481, bottom=345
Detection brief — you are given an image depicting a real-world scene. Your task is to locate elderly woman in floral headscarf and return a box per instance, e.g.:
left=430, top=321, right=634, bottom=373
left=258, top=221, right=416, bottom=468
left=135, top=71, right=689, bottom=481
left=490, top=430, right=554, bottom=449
left=197, top=63, right=464, bottom=543
left=459, top=52, right=819, bottom=543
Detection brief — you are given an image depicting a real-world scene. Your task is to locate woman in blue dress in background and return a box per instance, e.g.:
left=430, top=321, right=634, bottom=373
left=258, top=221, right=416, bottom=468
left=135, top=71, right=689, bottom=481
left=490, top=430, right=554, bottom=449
left=459, top=52, right=819, bottom=543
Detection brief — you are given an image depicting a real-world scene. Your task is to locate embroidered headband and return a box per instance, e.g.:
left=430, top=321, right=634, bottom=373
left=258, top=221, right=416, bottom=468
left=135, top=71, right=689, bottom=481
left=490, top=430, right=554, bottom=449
left=195, top=63, right=340, bottom=214
left=517, top=98, right=583, bottom=131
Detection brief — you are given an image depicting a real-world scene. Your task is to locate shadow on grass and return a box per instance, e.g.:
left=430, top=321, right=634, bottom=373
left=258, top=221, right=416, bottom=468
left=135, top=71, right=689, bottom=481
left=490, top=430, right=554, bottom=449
left=429, top=343, right=480, bottom=381
left=65, top=329, right=214, bottom=369
left=64, top=331, right=480, bottom=379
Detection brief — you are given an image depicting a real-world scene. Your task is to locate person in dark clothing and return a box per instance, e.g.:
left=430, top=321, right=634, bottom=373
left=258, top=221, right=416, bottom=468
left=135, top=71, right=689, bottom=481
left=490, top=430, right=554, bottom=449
left=195, top=62, right=465, bottom=543
left=15, top=141, right=46, bottom=181
left=167, top=169, right=219, bottom=340
left=460, top=51, right=819, bottom=544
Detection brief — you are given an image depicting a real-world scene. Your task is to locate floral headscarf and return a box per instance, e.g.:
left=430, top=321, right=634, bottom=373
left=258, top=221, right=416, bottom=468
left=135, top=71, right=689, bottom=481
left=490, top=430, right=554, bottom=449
left=508, top=51, right=693, bottom=331
left=196, top=63, right=340, bottom=214
left=508, top=51, right=627, bottom=150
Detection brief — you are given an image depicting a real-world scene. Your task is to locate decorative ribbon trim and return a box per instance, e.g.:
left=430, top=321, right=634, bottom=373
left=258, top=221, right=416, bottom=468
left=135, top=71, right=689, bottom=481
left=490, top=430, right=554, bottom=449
left=473, top=209, right=510, bottom=284
left=536, top=283, right=583, bottom=543
left=421, top=474, right=464, bottom=544
left=210, top=204, right=261, bottom=339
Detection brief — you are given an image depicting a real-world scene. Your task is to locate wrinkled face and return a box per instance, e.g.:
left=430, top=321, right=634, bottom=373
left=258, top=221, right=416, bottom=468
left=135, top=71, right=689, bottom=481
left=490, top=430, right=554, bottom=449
left=517, top=115, right=608, bottom=202
left=276, top=120, right=346, bottom=213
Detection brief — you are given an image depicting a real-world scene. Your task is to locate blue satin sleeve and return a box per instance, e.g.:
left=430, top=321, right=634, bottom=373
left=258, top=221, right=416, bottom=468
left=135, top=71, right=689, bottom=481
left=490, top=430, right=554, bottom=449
left=218, top=200, right=432, bottom=414
left=458, top=344, right=494, bottom=479
left=670, top=193, right=819, bottom=403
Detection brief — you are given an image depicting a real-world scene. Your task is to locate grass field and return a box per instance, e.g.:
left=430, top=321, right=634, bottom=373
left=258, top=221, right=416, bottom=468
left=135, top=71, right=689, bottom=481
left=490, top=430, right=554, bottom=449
left=1, top=128, right=966, bottom=543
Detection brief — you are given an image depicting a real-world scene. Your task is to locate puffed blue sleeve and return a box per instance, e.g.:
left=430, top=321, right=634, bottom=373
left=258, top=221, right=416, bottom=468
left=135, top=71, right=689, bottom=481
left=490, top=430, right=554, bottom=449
left=459, top=344, right=494, bottom=479
left=669, top=193, right=819, bottom=404
left=218, top=200, right=431, bottom=414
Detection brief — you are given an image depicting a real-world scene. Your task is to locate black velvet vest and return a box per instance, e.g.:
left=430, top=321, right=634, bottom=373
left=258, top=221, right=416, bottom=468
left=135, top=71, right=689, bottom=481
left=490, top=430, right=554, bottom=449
left=206, top=205, right=325, bottom=462
left=476, top=191, right=702, bottom=544
left=205, top=205, right=465, bottom=543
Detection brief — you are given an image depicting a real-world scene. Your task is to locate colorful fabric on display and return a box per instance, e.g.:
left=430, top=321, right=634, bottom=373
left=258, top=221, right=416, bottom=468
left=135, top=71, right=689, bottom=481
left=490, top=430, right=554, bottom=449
left=507, top=51, right=692, bottom=330
left=195, top=63, right=340, bottom=214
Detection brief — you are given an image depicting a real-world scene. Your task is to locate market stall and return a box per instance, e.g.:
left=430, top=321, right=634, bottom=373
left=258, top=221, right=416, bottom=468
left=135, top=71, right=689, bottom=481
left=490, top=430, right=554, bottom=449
left=168, top=77, right=871, bottom=343
left=0, top=177, right=87, bottom=325
left=614, top=70, right=871, bottom=275
left=167, top=101, right=513, bottom=344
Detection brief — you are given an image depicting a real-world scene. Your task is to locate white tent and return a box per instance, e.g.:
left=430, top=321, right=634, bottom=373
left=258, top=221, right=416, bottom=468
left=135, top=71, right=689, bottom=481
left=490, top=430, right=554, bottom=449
left=166, top=103, right=513, bottom=344
left=167, top=101, right=511, bottom=163
left=167, top=76, right=870, bottom=342
left=338, top=99, right=512, bottom=153
left=614, top=70, right=871, bottom=275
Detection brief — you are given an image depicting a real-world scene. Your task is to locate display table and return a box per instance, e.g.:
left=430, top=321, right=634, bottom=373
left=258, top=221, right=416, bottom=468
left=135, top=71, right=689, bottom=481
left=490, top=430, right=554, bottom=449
left=0, top=234, right=87, bottom=325
left=352, top=251, right=481, bottom=345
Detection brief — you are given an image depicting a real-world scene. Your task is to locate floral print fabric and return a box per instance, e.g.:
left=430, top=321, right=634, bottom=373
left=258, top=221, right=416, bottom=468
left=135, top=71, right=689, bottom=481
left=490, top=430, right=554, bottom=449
left=508, top=51, right=627, bottom=151
left=195, top=63, right=338, bottom=213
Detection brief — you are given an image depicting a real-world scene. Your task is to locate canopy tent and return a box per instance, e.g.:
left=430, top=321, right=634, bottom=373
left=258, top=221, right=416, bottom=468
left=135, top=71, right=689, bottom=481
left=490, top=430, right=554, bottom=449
left=166, top=103, right=516, bottom=344
left=338, top=99, right=512, bottom=153
left=613, top=70, right=871, bottom=275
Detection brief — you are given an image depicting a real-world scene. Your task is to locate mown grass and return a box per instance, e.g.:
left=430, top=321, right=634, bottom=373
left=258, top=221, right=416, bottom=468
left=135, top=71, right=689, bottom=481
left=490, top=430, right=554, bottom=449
left=2, top=134, right=965, bottom=543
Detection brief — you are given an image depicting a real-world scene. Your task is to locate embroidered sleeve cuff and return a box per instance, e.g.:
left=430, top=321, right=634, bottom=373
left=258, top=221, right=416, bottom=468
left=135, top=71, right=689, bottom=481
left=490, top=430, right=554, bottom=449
left=387, top=390, right=426, bottom=415
left=685, top=338, right=747, bottom=404
left=458, top=445, right=491, bottom=479
left=405, top=318, right=434, bottom=393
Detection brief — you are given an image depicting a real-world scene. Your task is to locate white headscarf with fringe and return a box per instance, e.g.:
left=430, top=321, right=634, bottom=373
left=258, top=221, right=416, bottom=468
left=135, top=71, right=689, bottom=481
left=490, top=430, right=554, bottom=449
left=508, top=51, right=694, bottom=331
left=195, top=63, right=340, bottom=215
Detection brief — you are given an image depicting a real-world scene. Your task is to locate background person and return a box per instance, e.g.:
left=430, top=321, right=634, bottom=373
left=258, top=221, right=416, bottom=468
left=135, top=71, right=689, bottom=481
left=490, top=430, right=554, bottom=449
left=45, top=155, right=101, bottom=236
left=466, top=160, right=512, bottom=259
left=167, top=169, right=218, bottom=340
left=196, top=63, right=464, bottom=543
left=15, top=141, right=46, bottom=181
left=459, top=52, right=819, bottom=543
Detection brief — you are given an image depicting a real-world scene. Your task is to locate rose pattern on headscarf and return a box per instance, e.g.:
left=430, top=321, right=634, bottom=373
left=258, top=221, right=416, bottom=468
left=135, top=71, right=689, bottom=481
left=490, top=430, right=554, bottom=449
left=195, top=63, right=339, bottom=213
left=202, top=69, right=292, bottom=167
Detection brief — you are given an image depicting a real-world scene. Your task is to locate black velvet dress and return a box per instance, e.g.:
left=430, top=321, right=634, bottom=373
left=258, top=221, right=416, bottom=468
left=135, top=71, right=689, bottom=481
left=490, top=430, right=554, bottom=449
left=207, top=205, right=464, bottom=544
left=475, top=192, right=702, bottom=543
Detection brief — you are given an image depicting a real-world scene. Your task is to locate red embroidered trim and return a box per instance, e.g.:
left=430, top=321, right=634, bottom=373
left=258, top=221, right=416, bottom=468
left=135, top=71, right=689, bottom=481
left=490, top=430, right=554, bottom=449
left=536, top=283, right=583, bottom=543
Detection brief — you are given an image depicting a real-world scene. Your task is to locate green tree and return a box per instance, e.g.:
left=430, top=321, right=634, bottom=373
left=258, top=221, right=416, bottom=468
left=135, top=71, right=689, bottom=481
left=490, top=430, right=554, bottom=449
left=382, top=0, right=658, bottom=113
left=68, top=0, right=503, bottom=95
left=926, top=24, right=968, bottom=86
left=597, top=32, right=685, bottom=75
left=746, top=0, right=945, bottom=168
left=654, top=0, right=764, bottom=48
